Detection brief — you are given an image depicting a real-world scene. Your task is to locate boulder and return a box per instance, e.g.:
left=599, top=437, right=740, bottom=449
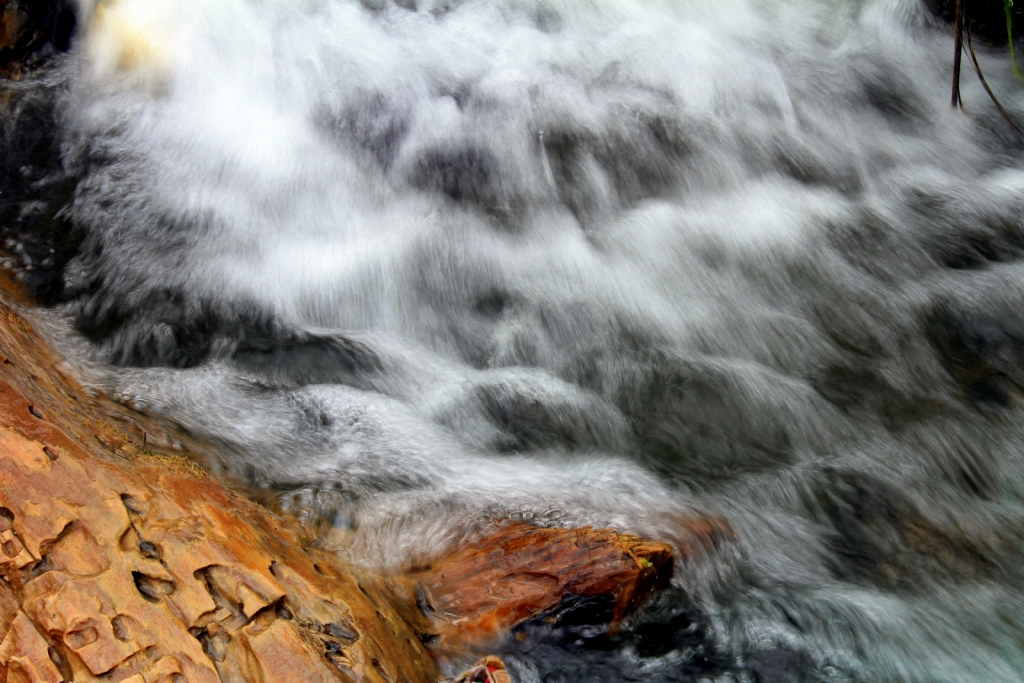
left=395, top=523, right=676, bottom=655
left=0, top=277, right=442, bottom=683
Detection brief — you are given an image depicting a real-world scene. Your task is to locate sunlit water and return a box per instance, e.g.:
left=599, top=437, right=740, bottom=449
left=9, top=0, right=1024, bottom=680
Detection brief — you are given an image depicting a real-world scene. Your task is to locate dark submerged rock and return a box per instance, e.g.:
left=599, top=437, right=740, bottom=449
left=815, top=469, right=1001, bottom=589
left=501, top=590, right=738, bottom=683
left=1, top=0, right=81, bottom=303
left=924, top=300, right=1024, bottom=407
left=0, top=0, right=76, bottom=70
left=0, top=0, right=74, bottom=75
left=0, top=69, right=83, bottom=304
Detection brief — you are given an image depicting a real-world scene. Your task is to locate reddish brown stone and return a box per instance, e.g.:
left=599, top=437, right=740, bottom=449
left=0, top=283, right=443, bottom=683
left=453, top=656, right=513, bottom=683
left=397, top=522, right=678, bottom=653
left=0, top=271, right=727, bottom=679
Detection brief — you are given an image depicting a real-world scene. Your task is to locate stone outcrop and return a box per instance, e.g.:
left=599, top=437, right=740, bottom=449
left=0, top=278, right=442, bottom=683
left=0, top=273, right=723, bottom=681
left=0, top=424, right=440, bottom=683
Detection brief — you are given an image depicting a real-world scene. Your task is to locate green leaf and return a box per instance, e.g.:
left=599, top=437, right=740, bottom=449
left=1006, top=0, right=1023, bottom=80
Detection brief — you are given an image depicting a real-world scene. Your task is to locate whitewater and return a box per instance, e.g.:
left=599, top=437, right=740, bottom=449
left=8, top=0, right=1024, bottom=680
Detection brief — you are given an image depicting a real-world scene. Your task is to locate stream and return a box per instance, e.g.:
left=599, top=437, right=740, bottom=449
left=6, top=0, right=1024, bottom=681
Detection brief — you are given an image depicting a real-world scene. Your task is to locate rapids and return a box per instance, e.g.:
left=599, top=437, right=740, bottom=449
left=7, top=0, right=1024, bottom=680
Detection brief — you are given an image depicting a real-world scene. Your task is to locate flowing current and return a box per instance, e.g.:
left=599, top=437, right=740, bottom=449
left=8, top=0, right=1024, bottom=680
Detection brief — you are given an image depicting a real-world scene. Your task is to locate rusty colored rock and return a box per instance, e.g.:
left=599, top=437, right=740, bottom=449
left=397, top=523, right=677, bottom=653
left=0, top=271, right=722, bottom=680
left=0, top=435, right=438, bottom=683
left=452, top=657, right=512, bottom=683
left=0, top=421, right=444, bottom=683
left=0, top=284, right=443, bottom=683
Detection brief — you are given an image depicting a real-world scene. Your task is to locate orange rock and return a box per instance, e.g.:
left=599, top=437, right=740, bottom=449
left=0, top=271, right=724, bottom=680
left=0, top=611, right=63, bottom=683
left=0, top=419, right=448, bottom=683
left=453, top=656, right=513, bottom=683
left=0, top=286, right=443, bottom=683
left=396, top=522, right=677, bottom=653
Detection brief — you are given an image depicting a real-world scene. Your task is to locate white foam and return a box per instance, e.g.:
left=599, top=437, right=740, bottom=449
left=40, top=0, right=1024, bottom=679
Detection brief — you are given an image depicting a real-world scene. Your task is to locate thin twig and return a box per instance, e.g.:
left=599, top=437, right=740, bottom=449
left=953, top=0, right=965, bottom=108
left=966, top=23, right=1024, bottom=136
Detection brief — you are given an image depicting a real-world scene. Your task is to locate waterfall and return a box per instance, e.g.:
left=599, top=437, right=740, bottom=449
left=9, top=0, right=1024, bottom=680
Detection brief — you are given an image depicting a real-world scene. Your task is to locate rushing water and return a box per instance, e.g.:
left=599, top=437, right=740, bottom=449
left=7, top=0, right=1024, bottom=680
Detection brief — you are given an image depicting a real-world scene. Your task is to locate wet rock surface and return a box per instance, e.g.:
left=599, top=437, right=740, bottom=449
left=0, top=278, right=443, bottom=683
left=812, top=469, right=1011, bottom=590
left=0, top=273, right=693, bottom=681
left=395, top=523, right=678, bottom=654
left=0, top=1, right=82, bottom=306
left=499, top=591, right=736, bottom=683
left=0, top=0, right=75, bottom=73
